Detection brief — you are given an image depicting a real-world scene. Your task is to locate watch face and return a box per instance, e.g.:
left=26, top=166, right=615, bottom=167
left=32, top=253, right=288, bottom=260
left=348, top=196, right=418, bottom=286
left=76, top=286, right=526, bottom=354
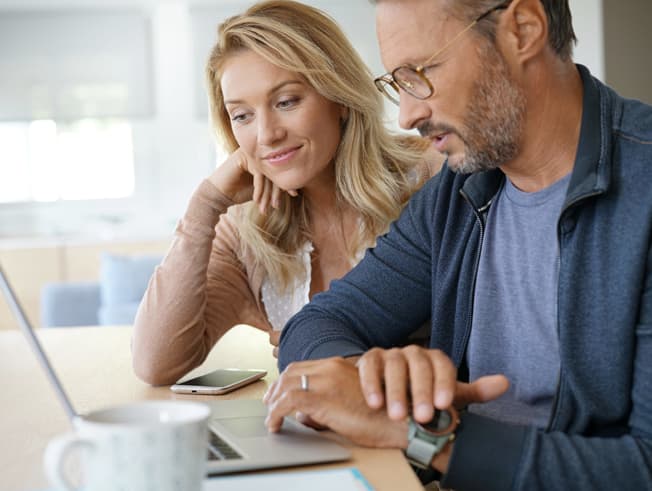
left=428, top=408, right=458, bottom=435
left=434, top=409, right=451, bottom=430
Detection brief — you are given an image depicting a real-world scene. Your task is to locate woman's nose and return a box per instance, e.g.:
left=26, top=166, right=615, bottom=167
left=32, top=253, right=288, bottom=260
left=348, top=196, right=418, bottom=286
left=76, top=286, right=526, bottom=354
left=257, top=112, right=286, bottom=146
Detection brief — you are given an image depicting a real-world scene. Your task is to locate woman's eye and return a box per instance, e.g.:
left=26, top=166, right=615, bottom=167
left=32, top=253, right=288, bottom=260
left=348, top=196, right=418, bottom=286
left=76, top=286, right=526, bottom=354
left=277, top=97, right=299, bottom=109
left=231, top=112, right=250, bottom=123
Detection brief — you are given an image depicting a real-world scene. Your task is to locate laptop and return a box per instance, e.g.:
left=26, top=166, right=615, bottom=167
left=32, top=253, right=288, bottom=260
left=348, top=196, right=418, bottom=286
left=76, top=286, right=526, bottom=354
left=0, top=264, right=351, bottom=475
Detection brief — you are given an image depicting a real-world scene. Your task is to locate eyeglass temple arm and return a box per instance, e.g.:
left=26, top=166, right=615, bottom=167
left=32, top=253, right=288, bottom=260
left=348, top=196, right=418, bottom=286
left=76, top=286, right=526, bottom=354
left=421, top=1, right=511, bottom=68
left=420, top=19, right=479, bottom=68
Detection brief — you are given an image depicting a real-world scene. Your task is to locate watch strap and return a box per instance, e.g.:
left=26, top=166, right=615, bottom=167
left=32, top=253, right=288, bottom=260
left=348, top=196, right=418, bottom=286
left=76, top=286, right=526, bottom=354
left=404, top=408, right=458, bottom=469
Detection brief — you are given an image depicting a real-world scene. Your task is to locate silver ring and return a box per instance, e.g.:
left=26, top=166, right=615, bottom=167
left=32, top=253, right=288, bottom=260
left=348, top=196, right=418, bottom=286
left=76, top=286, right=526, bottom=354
left=300, top=374, right=309, bottom=392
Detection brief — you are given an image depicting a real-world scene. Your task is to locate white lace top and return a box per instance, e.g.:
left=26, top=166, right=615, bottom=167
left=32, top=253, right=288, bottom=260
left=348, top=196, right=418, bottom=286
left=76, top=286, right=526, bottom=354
left=261, top=242, right=365, bottom=331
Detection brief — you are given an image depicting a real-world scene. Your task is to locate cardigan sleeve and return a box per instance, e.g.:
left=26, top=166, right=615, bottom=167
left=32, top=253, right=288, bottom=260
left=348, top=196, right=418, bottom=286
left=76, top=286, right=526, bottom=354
left=132, top=178, right=271, bottom=386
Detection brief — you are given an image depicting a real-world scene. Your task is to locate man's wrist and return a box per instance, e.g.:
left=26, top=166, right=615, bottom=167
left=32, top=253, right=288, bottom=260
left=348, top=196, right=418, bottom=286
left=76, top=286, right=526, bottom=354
left=403, top=408, right=459, bottom=471
left=393, top=417, right=453, bottom=472
left=431, top=438, right=454, bottom=473
left=387, top=419, right=409, bottom=449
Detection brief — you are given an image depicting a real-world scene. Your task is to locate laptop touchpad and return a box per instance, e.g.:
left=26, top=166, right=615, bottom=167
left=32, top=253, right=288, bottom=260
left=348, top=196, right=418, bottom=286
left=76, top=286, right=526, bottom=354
left=214, top=417, right=269, bottom=438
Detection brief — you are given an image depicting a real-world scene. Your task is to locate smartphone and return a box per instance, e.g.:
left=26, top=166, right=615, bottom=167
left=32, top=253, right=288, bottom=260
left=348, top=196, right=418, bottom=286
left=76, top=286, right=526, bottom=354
left=170, top=368, right=267, bottom=395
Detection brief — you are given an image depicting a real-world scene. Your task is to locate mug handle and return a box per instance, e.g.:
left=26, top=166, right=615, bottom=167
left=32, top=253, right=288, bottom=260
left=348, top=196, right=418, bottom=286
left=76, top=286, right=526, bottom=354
left=44, top=433, right=96, bottom=491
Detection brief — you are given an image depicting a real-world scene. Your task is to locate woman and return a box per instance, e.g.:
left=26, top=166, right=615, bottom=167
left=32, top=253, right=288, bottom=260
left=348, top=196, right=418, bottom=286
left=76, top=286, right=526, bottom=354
left=132, top=0, right=440, bottom=385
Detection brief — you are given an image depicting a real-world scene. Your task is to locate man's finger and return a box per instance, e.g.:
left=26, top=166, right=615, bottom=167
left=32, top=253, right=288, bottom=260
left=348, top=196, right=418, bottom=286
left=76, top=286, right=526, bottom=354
left=454, top=374, right=510, bottom=408
left=295, top=412, right=327, bottom=430
left=357, top=349, right=386, bottom=409
left=262, top=379, right=278, bottom=404
left=383, top=349, right=409, bottom=420
left=430, top=350, right=457, bottom=409
left=405, top=346, right=435, bottom=423
left=265, top=389, right=314, bottom=432
left=265, top=360, right=323, bottom=405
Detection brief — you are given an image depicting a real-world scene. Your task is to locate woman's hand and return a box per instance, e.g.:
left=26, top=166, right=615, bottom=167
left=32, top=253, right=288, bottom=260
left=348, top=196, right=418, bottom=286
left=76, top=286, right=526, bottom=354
left=269, top=330, right=281, bottom=359
left=209, top=148, right=297, bottom=214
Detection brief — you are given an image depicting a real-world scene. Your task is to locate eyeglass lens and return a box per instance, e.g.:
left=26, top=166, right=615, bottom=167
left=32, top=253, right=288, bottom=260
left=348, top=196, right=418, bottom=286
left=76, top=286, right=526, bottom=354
left=394, top=66, right=432, bottom=99
left=376, top=78, right=400, bottom=104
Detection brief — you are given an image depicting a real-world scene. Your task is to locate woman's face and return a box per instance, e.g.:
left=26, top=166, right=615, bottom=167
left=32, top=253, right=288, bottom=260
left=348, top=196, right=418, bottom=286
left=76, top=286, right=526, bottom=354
left=220, top=50, right=345, bottom=192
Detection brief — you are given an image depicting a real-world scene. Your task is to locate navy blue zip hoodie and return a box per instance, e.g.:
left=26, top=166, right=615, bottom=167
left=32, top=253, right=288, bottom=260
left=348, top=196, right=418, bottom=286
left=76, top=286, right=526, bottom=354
left=278, top=65, right=652, bottom=490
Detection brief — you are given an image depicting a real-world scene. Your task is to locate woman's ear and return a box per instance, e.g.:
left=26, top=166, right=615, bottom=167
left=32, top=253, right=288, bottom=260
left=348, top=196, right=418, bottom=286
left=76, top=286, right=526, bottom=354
left=340, top=105, right=349, bottom=123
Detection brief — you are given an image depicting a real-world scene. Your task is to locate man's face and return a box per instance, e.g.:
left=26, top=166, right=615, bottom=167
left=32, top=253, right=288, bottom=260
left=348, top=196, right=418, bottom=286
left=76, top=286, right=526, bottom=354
left=376, top=0, right=525, bottom=173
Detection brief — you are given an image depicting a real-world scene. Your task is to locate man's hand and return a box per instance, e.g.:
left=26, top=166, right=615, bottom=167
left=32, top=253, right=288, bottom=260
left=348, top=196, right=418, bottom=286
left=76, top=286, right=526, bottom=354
left=357, top=346, right=509, bottom=424
left=263, top=357, right=408, bottom=449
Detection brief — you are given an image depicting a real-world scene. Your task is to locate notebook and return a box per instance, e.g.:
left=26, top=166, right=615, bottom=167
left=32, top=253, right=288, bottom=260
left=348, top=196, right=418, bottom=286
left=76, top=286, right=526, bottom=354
left=203, top=467, right=374, bottom=490
left=0, top=264, right=351, bottom=475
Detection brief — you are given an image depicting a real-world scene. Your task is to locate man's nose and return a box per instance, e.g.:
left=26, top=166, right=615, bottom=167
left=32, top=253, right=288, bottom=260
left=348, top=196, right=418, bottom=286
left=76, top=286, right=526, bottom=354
left=257, top=112, right=286, bottom=146
left=398, top=93, right=431, bottom=131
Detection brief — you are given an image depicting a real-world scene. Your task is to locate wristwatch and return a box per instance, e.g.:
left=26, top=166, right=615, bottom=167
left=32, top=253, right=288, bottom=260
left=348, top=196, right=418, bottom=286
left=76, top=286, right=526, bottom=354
left=404, top=407, right=460, bottom=469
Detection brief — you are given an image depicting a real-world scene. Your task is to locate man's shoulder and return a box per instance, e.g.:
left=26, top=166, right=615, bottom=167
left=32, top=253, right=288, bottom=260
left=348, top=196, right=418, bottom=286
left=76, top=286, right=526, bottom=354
left=411, top=164, right=468, bottom=200
left=607, top=88, right=652, bottom=144
left=403, top=165, right=463, bottom=214
left=400, top=165, right=483, bottom=238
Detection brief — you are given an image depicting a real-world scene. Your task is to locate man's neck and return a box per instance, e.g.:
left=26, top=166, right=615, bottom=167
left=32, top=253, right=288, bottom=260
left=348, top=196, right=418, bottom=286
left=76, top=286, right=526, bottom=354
left=502, top=62, right=583, bottom=193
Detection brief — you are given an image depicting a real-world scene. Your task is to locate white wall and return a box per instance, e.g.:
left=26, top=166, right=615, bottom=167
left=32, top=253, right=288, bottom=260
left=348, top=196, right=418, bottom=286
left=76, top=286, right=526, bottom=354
left=0, top=0, right=609, bottom=243
left=570, top=0, right=605, bottom=80
left=0, top=0, right=379, bottom=243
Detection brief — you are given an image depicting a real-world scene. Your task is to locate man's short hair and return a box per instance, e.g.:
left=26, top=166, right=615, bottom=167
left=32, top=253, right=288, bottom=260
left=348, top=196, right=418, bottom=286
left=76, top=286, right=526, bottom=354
left=372, top=0, right=577, bottom=61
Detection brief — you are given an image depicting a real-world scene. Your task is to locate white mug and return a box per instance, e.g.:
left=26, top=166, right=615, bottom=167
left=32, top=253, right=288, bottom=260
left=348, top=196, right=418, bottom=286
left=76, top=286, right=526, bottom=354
left=44, top=400, right=210, bottom=491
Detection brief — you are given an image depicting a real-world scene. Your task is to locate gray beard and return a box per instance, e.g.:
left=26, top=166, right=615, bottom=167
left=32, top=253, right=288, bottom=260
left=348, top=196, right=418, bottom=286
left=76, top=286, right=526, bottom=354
left=450, top=47, right=526, bottom=175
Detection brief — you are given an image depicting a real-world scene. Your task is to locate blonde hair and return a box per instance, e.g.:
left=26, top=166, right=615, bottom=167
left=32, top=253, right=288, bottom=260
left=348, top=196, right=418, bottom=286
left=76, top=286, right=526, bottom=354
left=206, top=0, right=428, bottom=290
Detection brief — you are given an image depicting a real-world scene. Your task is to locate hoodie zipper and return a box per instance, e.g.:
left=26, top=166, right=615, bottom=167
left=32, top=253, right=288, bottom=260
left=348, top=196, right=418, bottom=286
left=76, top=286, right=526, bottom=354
left=458, top=189, right=491, bottom=366
left=545, top=189, right=603, bottom=431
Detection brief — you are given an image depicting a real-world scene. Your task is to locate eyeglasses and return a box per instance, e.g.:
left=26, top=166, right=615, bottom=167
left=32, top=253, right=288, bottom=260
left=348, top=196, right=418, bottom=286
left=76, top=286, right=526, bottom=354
left=374, top=1, right=511, bottom=105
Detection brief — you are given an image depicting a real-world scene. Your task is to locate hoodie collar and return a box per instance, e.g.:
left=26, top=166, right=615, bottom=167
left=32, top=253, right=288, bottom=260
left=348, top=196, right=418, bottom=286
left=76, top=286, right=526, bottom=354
left=461, top=64, right=611, bottom=212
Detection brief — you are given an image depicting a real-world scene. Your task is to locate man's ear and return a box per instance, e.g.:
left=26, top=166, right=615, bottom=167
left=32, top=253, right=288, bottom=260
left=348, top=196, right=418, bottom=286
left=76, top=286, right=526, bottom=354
left=498, top=0, right=548, bottom=66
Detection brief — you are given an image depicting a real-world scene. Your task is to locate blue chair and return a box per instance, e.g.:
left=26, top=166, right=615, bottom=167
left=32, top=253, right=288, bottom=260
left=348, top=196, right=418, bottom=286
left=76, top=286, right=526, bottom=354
left=41, top=281, right=101, bottom=327
left=97, top=253, right=162, bottom=325
left=40, top=253, right=163, bottom=327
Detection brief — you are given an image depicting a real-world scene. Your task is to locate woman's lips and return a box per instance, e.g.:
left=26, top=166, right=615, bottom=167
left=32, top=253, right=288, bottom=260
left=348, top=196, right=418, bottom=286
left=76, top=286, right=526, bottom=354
left=264, top=146, right=302, bottom=165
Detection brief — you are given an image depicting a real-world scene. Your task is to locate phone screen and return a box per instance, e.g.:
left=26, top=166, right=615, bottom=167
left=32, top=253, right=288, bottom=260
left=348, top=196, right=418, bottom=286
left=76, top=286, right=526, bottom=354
left=178, top=369, right=266, bottom=388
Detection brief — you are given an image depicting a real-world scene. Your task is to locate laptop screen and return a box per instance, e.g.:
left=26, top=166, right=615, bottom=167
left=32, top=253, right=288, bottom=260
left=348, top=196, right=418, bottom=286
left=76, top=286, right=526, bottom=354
left=0, top=264, right=77, bottom=422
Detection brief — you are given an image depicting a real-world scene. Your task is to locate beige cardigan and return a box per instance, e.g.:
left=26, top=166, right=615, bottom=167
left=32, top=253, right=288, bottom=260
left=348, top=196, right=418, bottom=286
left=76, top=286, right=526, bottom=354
left=132, top=156, right=442, bottom=385
left=132, top=179, right=274, bottom=385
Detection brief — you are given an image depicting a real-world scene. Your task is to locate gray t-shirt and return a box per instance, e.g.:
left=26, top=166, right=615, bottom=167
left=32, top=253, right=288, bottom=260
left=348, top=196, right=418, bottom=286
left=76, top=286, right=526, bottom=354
left=467, top=173, right=570, bottom=428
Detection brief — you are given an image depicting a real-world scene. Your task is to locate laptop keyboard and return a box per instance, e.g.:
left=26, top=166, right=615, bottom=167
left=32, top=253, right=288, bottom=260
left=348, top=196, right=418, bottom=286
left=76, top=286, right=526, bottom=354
left=207, top=431, right=243, bottom=460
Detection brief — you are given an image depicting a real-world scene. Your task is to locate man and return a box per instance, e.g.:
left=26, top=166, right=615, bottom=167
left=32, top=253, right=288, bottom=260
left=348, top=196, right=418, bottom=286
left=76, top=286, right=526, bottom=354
left=264, top=0, right=652, bottom=489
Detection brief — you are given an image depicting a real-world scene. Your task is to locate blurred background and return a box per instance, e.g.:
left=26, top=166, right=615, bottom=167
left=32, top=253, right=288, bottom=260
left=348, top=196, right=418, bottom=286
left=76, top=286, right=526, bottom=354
left=0, top=0, right=650, bottom=331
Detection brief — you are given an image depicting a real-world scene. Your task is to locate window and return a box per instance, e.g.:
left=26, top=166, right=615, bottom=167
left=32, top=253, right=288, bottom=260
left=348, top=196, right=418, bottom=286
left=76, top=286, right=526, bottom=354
left=0, top=120, right=134, bottom=203
left=0, top=9, right=150, bottom=205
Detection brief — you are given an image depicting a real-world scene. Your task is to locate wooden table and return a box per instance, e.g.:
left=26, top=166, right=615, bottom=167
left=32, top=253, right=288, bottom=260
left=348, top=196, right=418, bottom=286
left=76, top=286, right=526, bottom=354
left=0, top=325, right=424, bottom=491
